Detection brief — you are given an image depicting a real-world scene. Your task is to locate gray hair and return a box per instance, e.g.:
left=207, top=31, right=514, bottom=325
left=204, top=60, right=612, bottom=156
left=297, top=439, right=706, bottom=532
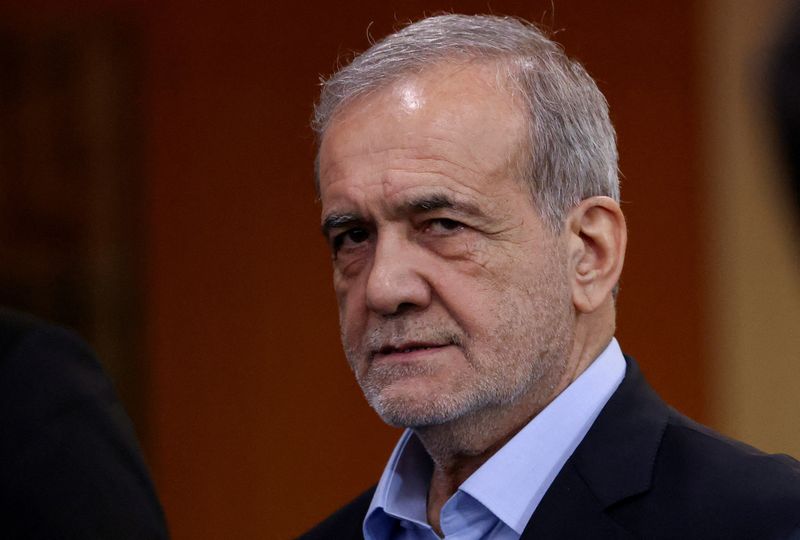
left=312, top=14, right=619, bottom=230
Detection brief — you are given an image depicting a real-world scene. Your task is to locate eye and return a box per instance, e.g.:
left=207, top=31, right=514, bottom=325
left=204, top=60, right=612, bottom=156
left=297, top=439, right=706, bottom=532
left=332, top=227, right=370, bottom=253
left=427, top=218, right=464, bottom=234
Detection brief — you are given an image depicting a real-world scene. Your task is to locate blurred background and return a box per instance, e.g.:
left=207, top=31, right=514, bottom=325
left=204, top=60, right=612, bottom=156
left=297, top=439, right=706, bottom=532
left=1, top=0, right=798, bottom=538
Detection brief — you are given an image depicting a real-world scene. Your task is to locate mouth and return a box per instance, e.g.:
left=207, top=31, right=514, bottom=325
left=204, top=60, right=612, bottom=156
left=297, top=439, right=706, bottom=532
left=371, top=341, right=453, bottom=361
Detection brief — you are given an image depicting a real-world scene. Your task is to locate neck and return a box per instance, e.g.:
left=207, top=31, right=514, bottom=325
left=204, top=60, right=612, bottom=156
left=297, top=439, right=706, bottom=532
left=418, top=404, right=534, bottom=535
left=416, top=373, right=563, bottom=534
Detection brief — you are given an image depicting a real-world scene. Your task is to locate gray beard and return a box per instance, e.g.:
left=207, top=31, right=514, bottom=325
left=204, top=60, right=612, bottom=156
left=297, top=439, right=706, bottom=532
left=342, top=288, right=574, bottom=431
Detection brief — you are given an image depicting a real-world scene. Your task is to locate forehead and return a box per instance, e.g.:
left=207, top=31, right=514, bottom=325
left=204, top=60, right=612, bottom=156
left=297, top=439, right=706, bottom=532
left=318, top=62, right=528, bottom=209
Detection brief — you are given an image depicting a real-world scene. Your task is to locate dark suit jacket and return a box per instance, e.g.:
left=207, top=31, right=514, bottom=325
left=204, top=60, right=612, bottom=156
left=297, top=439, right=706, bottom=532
left=299, top=357, right=800, bottom=539
left=0, top=309, right=168, bottom=539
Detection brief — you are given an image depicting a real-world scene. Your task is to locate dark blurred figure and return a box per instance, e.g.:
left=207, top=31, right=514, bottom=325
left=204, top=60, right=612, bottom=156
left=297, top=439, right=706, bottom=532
left=0, top=308, right=168, bottom=539
left=770, top=1, right=800, bottom=226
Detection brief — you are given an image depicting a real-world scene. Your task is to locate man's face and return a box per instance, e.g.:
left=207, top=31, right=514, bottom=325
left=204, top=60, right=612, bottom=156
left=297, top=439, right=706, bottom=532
left=318, top=62, right=575, bottom=429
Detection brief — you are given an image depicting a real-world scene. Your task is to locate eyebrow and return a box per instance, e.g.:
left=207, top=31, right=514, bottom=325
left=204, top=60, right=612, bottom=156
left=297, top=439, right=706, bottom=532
left=405, top=193, right=484, bottom=220
left=320, top=192, right=485, bottom=237
left=321, top=213, right=363, bottom=237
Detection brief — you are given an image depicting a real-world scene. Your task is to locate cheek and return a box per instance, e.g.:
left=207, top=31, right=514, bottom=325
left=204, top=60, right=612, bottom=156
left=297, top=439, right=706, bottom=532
left=433, top=256, right=530, bottom=328
left=427, top=271, right=501, bottom=333
left=424, top=232, right=493, bottom=270
left=332, top=272, right=348, bottom=306
left=332, top=266, right=361, bottom=306
left=333, top=274, right=367, bottom=336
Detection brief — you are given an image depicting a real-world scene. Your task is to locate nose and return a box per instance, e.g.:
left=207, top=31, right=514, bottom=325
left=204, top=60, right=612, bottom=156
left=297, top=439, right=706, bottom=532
left=365, top=233, right=431, bottom=316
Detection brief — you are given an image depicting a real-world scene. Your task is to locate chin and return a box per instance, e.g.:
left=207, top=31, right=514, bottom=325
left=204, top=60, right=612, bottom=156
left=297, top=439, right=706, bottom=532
left=372, top=404, right=456, bottom=429
left=365, top=382, right=485, bottom=428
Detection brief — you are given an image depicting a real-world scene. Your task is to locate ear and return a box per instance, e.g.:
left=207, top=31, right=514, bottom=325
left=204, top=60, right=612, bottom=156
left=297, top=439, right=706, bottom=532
left=563, top=196, right=627, bottom=313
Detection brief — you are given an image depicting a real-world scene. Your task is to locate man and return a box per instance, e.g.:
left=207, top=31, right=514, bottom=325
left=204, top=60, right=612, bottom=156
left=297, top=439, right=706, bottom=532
left=301, top=14, right=800, bottom=539
left=0, top=308, right=168, bottom=539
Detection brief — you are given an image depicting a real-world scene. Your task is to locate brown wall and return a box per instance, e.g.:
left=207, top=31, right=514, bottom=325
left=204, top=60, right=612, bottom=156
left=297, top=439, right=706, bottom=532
left=144, top=2, right=706, bottom=538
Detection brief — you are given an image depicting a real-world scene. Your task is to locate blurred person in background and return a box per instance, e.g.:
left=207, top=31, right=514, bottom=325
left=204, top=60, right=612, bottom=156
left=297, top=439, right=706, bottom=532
left=0, top=308, right=168, bottom=539
left=770, top=1, right=800, bottom=230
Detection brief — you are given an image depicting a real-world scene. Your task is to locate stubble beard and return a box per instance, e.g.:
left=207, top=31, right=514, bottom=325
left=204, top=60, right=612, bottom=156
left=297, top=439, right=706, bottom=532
left=343, top=322, right=470, bottom=427
left=341, top=253, right=575, bottom=438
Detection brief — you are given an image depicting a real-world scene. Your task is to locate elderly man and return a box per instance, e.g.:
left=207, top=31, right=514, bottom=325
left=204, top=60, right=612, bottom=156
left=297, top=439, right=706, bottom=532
left=301, top=14, right=800, bottom=540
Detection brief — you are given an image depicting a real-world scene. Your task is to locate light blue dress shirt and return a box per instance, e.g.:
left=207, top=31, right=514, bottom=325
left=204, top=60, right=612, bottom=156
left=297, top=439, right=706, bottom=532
left=363, top=338, right=626, bottom=540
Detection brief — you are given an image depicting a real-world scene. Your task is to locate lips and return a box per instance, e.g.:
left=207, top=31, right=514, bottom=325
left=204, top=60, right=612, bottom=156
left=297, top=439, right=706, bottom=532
left=371, top=341, right=452, bottom=360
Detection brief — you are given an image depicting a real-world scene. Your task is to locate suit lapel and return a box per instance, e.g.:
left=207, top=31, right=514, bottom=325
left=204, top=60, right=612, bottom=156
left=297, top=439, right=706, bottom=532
left=520, top=461, right=635, bottom=539
left=521, top=357, right=669, bottom=539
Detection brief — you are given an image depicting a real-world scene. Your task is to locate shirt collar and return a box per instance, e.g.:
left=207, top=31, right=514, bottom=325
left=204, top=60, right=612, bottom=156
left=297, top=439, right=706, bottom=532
left=365, top=338, right=626, bottom=536
left=460, top=338, right=626, bottom=533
